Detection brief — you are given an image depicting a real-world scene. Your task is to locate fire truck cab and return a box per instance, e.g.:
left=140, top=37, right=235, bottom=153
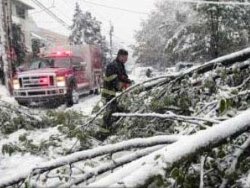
left=13, top=45, right=102, bottom=107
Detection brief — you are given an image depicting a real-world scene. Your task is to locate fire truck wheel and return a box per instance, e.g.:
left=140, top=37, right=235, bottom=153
left=94, top=88, right=100, bottom=95
left=66, top=88, right=79, bottom=107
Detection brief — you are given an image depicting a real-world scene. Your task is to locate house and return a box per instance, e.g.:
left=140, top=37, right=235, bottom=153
left=11, top=0, right=69, bottom=54
left=11, top=0, right=34, bottom=51
left=32, top=27, right=69, bottom=49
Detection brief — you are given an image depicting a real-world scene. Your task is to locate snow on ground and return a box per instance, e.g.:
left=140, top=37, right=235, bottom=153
left=0, top=92, right=101, bottom=181
left=67, top=94, right=101, bottom=115
left=0, top=84, right=16, bottom=104
left=246, top=174, right=250, bottom=188
left=0, top=70, right=163, bottom=184
left=0, top=154, right=45, bottom=180
left=129, top=66, right=168, bottom=83
left=0, top=127, right=78, bottom=179
left=0, top=129, right=27, bottom=150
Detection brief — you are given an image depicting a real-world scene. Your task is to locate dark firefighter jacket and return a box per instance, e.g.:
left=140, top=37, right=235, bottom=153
left=102, top=59, right=131, bottom=99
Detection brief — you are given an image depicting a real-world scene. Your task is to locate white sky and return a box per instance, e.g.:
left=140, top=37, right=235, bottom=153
left=25, top=0, right=158, bottom=46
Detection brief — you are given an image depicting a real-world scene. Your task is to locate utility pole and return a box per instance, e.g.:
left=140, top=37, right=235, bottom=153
left=109, top=21, right=114, bottom=58
left=0, top=0, right=12, bottom=92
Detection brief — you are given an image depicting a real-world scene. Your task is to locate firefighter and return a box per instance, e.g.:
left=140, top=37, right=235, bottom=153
left=101, top=49, right=132, bottom=131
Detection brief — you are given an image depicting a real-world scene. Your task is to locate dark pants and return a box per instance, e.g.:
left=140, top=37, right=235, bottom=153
left=0, top=68, right=4, bottom=85
left=102, top=98, right=120, bottom=130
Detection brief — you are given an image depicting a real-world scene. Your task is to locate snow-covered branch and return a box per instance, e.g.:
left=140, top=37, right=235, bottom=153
left=69, top=145, right=164, bottom=186
left=165, top=47, right=250, bottom=90
left=0, top=135, right=183, bottom=187
left=0, top=100, right=42, bottom=122
left=113, top=112, right=220, bottom=125
left=87, top=110, right=250, bottom=187
left=200, top=156, right=205, bottom=188
left=76, top=75, right=176, bottom=130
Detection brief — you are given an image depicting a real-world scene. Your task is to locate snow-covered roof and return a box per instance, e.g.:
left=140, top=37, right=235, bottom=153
left=30, top=32, right=46, bottom=41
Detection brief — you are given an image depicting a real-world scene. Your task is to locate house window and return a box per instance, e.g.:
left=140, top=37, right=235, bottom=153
left=16, top=5, right=26, bottom=19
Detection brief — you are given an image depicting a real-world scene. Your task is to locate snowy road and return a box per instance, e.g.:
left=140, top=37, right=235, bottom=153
left=66, top=94, right=101, bottom=115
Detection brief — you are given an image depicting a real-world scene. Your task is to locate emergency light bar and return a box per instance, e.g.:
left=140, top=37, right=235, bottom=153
left=49, top=51, right=72, bottom=57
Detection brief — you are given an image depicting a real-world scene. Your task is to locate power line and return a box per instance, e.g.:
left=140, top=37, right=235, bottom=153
left=169, top=0, right=250, bottom=6
left=29, top=0, right=55, bottom=15
left=53, top=6, right=72, bottom=23
left=79, top=0, right=149, bottom=15
left=30, top=0, right=70, bottom=29
left=29, top=6, right=55, bottom=15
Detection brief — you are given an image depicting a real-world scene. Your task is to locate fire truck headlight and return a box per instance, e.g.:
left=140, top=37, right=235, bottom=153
left=13, top=79, right=20, bottom=90
left=56, top=76, right=66, bottom=87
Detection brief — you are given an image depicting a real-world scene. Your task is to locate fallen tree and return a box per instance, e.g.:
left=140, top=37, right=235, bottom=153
left=78, top=47, right=250, bottom=131
left=1, top=47, right=250, bottom=187
left=0, top=135, right=183, bottom=187
left=88, top=110, right=250, bottom=187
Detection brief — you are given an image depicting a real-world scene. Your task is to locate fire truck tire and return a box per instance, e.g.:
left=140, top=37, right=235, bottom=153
left=94, top=88, right=100, bottom=95
left=66, top=87, right=79, bottom=107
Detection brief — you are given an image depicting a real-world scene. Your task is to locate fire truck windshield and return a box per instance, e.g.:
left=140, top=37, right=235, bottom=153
left=47, top=57, right=71, bottom=68
left=29, top=57, right=71, bottom=70
left=29, top=59, right=50, bottom=70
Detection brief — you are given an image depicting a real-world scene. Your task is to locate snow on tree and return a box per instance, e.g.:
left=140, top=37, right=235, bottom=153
left=133, top=0, right=250, bottom=68
left=69, top=3, right=106, bottom=46
left=11, top=23, right=26, bottom=68
left=166, top=0, right=250, bottom=63
left=69, top=3, right=109, bottom=66
left=132, top=1, right=189, bottom=68
left=69, top=3, right=86, bottom=45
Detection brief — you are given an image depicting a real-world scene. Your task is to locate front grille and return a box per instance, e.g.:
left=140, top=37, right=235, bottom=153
left=19, top=75, right=55, bottom=89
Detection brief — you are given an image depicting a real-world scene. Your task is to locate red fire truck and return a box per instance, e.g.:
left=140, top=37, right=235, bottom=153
left=13, top=45, right=103, bottom=107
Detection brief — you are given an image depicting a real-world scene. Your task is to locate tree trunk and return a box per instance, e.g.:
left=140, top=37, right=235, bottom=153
left=0, top=0, right=12, bottom=93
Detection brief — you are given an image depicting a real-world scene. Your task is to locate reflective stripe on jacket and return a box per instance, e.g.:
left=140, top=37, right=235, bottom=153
left=102, top=59, right=131, bottom=99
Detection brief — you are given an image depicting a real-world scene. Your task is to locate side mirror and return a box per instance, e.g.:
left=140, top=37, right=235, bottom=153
left=49, top=60, right=55, bottom=68
left=72, top=65, right=78, bottom=71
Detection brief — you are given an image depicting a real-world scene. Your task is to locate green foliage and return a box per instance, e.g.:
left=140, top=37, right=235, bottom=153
left=0, top=108, right=48, bottom=135
left=150, top=94, right=176, bottom=113
left=2, top=143, right=21, bottom=156
left=169, top=165, right=200, bottom=187
left=48, top=110, right=94, bottom=149
left=2, top=133, right=62, bottom=156
left=12, top=24, right=26, bottom=67
left=219, top=99, right=233, bottom=115
left=46, top=110, right=84, bottom=127
left=138, top=175, right=168, bottom=188
left=31, top=39, right=44, bottom=58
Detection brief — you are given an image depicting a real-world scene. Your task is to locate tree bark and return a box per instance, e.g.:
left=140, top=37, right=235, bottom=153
left=0, top=0, right=12, bottom=93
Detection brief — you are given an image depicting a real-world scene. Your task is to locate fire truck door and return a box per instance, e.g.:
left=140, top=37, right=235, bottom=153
left=72, top=57, right=85, bottom=88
